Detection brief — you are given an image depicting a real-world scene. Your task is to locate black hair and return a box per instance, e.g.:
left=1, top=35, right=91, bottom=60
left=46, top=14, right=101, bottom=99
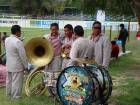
left=11, top=25, right=21, bottom=34
left=120, top=24, right=124, bottom=28
left=92, top=21, right=102, bottom=28
left=3, top=32, right=7, bottom=35
left=64, top=24, right=73, bottom=33
left=74, top=25, right=84, bottom=37
left=111, top=41, right=116, bottom=45
left=50, top=23, right=59, bottom=30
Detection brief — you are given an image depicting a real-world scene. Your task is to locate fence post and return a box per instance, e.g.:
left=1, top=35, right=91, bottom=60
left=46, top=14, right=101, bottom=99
left=128, top=20, right=131, bottom=42
left=103, top=25, right=106, bottom=33
left=110, top=26, right=112, bottom=41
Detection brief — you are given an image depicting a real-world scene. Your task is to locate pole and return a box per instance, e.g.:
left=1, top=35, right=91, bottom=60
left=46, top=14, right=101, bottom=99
left=128, top=20, right=131, bottom=42
left=103, top=25, right=105, bottom=33
left=110, top=26, right=112, bottom=41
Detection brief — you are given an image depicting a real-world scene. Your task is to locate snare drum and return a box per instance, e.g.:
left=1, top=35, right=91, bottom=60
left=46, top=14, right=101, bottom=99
left=57, top=66, right=95, bottom=105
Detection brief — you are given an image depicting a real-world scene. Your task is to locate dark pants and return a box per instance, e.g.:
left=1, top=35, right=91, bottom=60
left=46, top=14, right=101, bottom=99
left=122, top=40, right=126, bottom=53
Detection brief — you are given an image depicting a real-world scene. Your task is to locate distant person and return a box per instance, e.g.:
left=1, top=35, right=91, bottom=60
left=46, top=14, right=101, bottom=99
left=111, top=40, right=119, bottom=59
left=5, top=25, right=28, bottom=99
left=90, top=21, right=111, bottom=69
left=1, top=32, right=8, bottom=65
left=118, top=24, right=129, bottom=53
left=2, top=32, right=8, bottom=47
left=136, top=31, right=140, bottom=40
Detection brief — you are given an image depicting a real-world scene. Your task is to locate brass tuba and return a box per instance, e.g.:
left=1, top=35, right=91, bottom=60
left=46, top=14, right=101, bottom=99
left=24, top=37, right=54, bottom=96
left=25, top=37, right=54, bottom=67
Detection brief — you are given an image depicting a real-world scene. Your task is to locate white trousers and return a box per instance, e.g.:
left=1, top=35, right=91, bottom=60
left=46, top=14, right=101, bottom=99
left=6, top=71, right=24, bottom=98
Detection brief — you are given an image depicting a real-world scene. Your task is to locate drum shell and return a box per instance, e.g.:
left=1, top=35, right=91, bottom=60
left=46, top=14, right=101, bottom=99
left=85, top=65, right=102, bottom=102
left=87, top=65, right=112, bottom=103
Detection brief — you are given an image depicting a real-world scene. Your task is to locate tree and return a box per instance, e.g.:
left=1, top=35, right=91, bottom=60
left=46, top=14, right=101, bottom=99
left=0, top=0, right=11, bottom=4
left=12, top=0, right=33, bottom=15
left=42, top=0, right=66, bottom=17
left=11, top=0, right=66, bottom=16
left=69, top=0, right=140, bottom=31
left=129, top=0, right=140, bottom=30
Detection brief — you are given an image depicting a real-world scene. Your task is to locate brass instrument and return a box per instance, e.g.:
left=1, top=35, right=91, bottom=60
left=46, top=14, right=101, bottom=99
left=61, top=47, right=69, bottom=58
left=73, top=58, right=97, bottom=65
left=24, top=37, right=54, bottom=96
left=25, top=37, right=54, bottom=67
left=61, top=45, right=71, bottom=59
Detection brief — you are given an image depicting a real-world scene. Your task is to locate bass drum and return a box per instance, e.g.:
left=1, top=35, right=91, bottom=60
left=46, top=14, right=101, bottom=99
left=86, top=65, right=112, bottom=103
left=85, top=65, right=102, bottom=102
left=57, top=66, right=95, bottom=105
left=100, top=67, right=112, bottom=103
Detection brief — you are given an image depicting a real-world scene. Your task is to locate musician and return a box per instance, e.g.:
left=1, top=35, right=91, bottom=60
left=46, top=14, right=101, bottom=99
left=61, top=24, right=74, bottom=69
left=68, top=25, right=94, bottom=66
left=90, top=21, right=111, bottom=69
left=5, top=25, right=28, bottom=99
left=45, top=23, right=63, bottom=88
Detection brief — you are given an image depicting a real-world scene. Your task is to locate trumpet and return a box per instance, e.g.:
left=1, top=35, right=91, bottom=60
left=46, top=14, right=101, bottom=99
left=61, top=45, right=71, bottom=59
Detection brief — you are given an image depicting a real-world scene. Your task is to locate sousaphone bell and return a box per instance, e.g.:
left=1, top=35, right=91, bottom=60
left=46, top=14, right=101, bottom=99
left=25, top=37, right=54, bottom=67
left=25, top=37, right=54, bottom=96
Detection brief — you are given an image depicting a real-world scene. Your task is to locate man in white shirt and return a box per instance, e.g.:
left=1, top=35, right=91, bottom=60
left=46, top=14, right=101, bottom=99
left=69, top=25, right=94, bottom=65
left=90, top=21, right=111, bottom=69
left=5, top=25, right=28, bottom=99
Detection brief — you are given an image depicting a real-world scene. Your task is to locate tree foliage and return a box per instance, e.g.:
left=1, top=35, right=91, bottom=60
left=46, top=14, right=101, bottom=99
left=0, top=0, right=140, bottom=27
left=69, top=0, right=140, bottom=30
left=0, top=0, right=11, bottom=4
left=11, top=0, right=67, bottom=15
left=68, top=0, right=134, bottom=16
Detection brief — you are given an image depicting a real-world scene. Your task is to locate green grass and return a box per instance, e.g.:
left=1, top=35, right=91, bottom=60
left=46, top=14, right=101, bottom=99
left=0, top=27, right=49, bottom=43
left=116, top=79, right=140, bottom=105
left=0, top=27, right=140, bottom=105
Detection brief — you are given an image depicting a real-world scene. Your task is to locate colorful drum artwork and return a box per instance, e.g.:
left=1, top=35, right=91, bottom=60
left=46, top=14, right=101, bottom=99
left=57, top=66, right=94, bottom=105
left=57, top=65, right=112, bottom=105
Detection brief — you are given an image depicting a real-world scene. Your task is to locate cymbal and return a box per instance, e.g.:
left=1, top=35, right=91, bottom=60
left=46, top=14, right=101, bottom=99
left=72, top=58, right=96, bottom=65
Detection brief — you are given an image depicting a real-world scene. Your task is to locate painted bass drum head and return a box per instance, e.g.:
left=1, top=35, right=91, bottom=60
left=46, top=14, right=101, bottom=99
left=57, top=66, right=95, bottom=105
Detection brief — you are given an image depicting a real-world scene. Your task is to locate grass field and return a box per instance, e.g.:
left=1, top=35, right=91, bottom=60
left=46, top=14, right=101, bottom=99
left=0, top=27, right=140, bottom=105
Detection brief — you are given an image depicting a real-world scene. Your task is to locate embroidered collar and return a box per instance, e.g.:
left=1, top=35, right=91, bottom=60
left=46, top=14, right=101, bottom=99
left=91, top=33, right=102, bottom=42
